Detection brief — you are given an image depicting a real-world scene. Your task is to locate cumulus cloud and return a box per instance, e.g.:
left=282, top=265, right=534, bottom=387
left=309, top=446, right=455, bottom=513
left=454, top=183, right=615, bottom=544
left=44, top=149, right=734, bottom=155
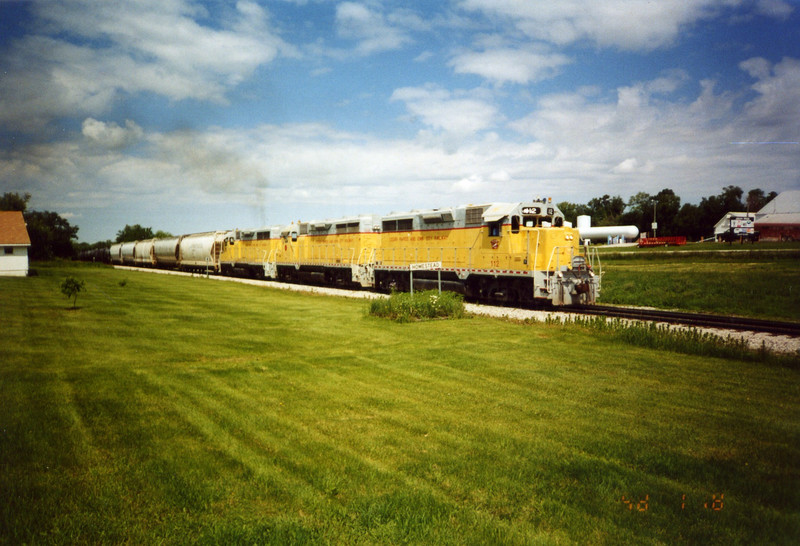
left=3, top=55, right=799, bottom=240
left=449, top=46, right=572, bottom=85
left=0, top=0, right=288, bottom=130
left=390, top=85, right=500, bottom=137
left=756, top=0, right=794, bottom=19
left=458, top=0, right=740, bottom=51
left=335, top=2, right=413, bottom=55
left=82, top=118, right=144, bottom=149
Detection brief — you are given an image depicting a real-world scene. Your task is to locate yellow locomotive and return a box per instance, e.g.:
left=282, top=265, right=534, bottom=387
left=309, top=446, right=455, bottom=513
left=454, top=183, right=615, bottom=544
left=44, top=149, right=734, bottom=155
left=219, top=198, right=600, bottom=305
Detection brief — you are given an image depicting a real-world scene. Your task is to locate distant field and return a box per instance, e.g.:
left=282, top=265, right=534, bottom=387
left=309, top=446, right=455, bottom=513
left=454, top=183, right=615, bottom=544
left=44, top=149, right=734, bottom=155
left=595, top=246, right=800, bottom=321
left=1, top=263, right=799, bottom=544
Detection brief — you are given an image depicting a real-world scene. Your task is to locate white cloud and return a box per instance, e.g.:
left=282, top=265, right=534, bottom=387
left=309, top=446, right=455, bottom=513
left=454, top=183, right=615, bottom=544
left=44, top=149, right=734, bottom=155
left=82, top=118, right=144, bottom=149
left=390, top=85, right=500, bottom=137
left=458, top=0, right=738, bottom=51
left=449, top=47, right=572, bottom=85
left=756, top=0, right=793, bottom=19
left=3, top=56, right=799, bottom=241
left=0, top=0, right=288, bottom=130
left=335, top=2, right=413, bottom=55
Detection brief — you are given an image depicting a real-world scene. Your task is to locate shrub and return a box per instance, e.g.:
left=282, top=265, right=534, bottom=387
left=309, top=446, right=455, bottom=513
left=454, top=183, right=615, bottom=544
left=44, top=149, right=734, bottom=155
left=368, top=290, right=465, bottom=322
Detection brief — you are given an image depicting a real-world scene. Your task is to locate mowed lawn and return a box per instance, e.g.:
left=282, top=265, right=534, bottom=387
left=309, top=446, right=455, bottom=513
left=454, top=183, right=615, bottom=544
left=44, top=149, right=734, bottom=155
left=1, top=263, right=798, bottom=544
left=598, top=253, right=800, bottom=321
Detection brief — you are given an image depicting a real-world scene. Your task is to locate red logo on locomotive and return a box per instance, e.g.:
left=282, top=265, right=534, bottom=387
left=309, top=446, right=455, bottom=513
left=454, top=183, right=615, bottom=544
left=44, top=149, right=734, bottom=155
left=491, top=239, right=500, bottom=249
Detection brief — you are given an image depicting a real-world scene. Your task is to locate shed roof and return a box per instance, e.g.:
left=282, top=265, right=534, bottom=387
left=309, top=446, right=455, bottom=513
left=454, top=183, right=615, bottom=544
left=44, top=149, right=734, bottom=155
left=0, top=211, right=31, bottom=245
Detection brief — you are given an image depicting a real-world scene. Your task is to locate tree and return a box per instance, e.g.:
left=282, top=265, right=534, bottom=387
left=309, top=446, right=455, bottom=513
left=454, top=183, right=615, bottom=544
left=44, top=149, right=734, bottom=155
left=746, top=189, right=778, bottom=212
left=2, top=192, right=79, bottom=259
left=24, top=210, right=79, bottom=260
left=586, top=194, right=626, bottom=226
left=654, top=188, right=681, bottom=236
left=116, top=224, right=154, bottom=243
left=0, top=192, right=31, bottom=212
left=620, top=191, right=653, bottom=234
left=673, top=203, right=704, bottom=241
left=60, top=277, right=85, bottom=309
left=557, top=201, right=591, bottom=225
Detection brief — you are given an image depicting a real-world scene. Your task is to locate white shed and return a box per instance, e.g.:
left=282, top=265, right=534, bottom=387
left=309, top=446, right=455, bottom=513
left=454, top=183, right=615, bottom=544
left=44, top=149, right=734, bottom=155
left=0, top=211, right=31, bottom=276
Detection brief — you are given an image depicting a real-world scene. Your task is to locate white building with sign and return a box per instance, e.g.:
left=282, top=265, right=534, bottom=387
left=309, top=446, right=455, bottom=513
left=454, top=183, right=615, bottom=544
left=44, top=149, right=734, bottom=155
left=713, top=212, right=755, bottom=240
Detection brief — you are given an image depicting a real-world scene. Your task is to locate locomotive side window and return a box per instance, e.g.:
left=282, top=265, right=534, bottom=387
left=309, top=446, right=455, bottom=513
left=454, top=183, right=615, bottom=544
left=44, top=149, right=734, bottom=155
left=256, top=231, right=270, bottom=240
left=523, top=216, right=538, bottom=227
left=489, top=222, right=501, bottom=237
left=511, top=215, right=520, bottom=234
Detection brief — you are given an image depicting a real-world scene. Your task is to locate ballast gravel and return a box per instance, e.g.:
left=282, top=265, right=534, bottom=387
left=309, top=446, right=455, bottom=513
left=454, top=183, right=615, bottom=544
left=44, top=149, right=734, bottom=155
left=116, top=266, right=800, bottom=355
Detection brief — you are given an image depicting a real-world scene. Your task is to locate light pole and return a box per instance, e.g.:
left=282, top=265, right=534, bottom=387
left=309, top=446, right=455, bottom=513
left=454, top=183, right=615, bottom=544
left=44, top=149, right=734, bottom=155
left=652, top=200, right=658, bottom=238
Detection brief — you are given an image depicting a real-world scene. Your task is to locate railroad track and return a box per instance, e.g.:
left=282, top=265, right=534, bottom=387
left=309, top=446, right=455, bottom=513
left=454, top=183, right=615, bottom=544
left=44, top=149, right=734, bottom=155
left=567, top=305, right=800, bottom=337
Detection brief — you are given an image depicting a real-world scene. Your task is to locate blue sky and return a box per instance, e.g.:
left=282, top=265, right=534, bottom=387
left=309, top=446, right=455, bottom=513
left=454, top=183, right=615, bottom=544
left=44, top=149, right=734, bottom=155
left=0, top=0, right=798, bottom=242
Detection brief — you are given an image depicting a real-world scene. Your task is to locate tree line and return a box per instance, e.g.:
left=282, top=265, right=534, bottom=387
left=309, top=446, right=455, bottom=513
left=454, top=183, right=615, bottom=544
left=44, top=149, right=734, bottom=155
left=0, top=192, right=172, bottom=260
left=0, top=192, right=79, bottom=260
left=558, top=186, right=777, bottom=240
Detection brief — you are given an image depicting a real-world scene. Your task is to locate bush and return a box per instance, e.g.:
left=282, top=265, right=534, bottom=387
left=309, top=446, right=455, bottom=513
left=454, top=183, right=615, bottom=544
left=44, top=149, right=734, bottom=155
left=368, top=290, right=465, bottom=322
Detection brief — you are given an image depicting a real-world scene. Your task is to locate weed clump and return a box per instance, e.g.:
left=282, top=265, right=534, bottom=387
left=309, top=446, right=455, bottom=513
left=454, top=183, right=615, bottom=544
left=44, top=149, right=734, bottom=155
left=368, top=290, right=465, bottom=322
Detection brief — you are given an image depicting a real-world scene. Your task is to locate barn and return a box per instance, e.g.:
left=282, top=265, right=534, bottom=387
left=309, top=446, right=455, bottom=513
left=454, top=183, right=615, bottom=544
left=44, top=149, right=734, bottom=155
left=0, top=211, right=31, bottom=277
left=755, top=190, right=800, bottom=242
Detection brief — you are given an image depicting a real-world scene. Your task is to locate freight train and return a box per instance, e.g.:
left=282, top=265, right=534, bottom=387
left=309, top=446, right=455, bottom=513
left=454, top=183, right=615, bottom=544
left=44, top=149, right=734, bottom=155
left=104, top=198, right=601, bottom=305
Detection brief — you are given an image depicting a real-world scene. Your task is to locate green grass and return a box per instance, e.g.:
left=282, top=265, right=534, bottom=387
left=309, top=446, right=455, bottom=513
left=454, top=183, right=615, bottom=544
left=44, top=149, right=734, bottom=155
left=598, top=255, right=800, bottom=321
left=1, top=263, right=799, bottom=544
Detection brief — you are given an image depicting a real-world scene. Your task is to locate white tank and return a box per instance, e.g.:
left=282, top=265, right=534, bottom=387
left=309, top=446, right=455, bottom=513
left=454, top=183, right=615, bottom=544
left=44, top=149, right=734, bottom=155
left=577, top=215, right=639, bottom=241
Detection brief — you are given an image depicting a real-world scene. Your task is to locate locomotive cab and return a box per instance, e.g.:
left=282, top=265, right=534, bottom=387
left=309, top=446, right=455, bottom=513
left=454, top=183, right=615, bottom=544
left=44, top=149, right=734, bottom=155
left=489, top=199, right=599, bottom=305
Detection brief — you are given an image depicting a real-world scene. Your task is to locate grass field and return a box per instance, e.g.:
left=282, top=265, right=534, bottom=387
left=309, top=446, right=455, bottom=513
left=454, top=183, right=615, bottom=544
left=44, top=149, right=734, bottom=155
left=596, top=248, right=800, bottom=321
left=2, top=263, right=799, bottom=544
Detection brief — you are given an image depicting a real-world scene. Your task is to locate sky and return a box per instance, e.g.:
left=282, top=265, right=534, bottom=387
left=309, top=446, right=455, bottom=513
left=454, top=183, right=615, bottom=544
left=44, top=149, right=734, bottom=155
left=0, top=0, right=798, bottom=242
